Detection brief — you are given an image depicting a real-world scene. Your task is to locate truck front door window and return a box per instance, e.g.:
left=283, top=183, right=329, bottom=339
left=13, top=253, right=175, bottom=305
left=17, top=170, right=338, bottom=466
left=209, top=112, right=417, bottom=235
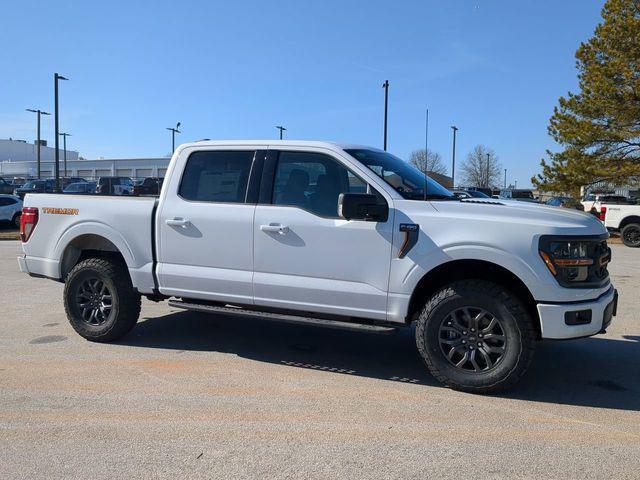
left=272, top=152, right=366, bottom=218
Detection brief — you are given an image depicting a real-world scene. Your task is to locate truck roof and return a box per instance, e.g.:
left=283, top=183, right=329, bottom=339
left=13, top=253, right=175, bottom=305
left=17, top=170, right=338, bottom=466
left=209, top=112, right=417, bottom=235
left=178, top=140, right=381, bottom=152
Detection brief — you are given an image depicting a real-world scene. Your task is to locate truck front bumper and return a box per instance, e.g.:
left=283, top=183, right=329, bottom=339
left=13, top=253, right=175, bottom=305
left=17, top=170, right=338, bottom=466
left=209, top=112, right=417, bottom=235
left=537, top=287, right=617, bottom=339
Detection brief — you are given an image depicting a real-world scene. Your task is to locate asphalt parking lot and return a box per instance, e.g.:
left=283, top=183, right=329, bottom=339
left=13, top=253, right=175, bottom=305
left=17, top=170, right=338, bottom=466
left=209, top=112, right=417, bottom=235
left=1, top=240, right=639, bottom=479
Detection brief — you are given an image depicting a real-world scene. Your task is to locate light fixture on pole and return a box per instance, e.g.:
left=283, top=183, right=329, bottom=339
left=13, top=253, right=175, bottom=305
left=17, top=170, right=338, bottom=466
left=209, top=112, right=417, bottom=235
left=382, top=80, right=389, bottom=151
left=166, top=122, right=181, bottom=153
left=59, top=132, right=72, bottom=177
left=26, top=108, right=51, bottom=179
left=54, top=73, right=69, bottom=191
left=275, top=125, right=286, bottom=140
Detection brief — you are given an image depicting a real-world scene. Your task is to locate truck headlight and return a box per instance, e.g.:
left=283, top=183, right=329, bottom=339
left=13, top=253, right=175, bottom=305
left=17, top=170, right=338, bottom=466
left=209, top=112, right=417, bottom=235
left=539, top=236, right=610, bottom=288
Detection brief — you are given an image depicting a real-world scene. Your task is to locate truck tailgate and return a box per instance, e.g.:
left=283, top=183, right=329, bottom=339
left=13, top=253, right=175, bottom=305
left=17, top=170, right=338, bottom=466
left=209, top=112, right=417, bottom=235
left=19, top=193, right=157, bottom=293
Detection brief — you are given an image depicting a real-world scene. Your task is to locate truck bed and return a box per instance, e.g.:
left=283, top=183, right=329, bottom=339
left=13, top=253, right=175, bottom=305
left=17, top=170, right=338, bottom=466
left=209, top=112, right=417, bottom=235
left=19, top=193, right=158, bottom=293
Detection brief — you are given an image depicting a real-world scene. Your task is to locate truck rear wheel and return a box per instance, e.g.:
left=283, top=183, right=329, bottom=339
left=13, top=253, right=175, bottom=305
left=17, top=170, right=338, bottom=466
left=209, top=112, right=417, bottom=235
left=415, top=280, right=535, bottom=393
left=63, top=257, right=141, bottom=342
left=621, top=223, right=640, bottom=248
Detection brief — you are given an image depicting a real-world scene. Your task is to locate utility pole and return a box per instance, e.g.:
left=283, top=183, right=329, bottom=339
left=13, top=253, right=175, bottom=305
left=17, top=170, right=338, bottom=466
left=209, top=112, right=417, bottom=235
left=504, top=168, right=507, bottom=189
left=424, top=108, right=429, bottom=200
left=450, top=126, right=458, bottom=188
left=166, top=122, right=181, bottom=153
left=54, top=73, right=69, bottom=191
left=59, top=132, right=71, bottom=177
left=275, top=125, right=286, bottom=140
left=382, top=80, right=389, bottom=151
left=26, top=109, right=51, bottom=179
left=486, top=153, right=490, bottom=188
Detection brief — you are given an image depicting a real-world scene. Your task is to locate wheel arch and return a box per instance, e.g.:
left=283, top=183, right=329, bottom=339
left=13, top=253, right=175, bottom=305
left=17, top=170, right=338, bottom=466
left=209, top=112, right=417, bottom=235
left=619, top=215, right=640, bottom=229
left=406, top=259, right=540, bottom=338
left=58, top=231, right=132, bottom=280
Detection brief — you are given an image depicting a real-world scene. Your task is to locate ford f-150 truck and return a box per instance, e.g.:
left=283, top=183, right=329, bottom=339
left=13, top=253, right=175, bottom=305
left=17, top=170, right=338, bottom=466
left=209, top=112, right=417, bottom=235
left=17, top=141, right=618, bottom=393
left=603, top=203, right=640, bottom=247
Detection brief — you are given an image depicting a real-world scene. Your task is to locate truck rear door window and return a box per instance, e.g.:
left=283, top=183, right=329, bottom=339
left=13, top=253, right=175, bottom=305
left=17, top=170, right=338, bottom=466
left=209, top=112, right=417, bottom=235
left=179, top=151, right=254, bottom=203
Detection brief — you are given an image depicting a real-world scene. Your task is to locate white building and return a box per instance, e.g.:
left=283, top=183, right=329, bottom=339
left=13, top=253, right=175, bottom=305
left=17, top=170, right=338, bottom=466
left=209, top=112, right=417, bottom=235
left=0, top=157, right=170, bottom=180
left=0, top=138, right=170, bottom=180
left=0, top=138, right=79, bottom=162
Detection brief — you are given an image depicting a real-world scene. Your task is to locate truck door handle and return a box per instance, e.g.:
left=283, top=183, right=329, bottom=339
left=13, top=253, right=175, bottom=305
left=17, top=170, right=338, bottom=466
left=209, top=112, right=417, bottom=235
left=166, top=217, right=191, bottom=228
left=260, top=223, right=289, bottom=235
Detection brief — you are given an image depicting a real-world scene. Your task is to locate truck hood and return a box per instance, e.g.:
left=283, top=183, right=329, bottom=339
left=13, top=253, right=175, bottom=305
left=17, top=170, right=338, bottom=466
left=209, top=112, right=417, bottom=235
left=400, top=198, right=607, bottom=237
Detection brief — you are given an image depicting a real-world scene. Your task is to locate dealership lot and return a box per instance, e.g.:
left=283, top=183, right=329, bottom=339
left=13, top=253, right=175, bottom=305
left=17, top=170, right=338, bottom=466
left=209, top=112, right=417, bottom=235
left=1, top=240, right=639, bottom=479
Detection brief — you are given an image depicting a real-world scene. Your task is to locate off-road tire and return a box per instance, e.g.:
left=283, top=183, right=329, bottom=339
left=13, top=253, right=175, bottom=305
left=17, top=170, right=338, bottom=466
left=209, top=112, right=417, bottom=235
left=416, top=280, right=536, bottom=393
left=64, top=257, right=141, bottom=342
left=621, top=223, right=640, bottom=248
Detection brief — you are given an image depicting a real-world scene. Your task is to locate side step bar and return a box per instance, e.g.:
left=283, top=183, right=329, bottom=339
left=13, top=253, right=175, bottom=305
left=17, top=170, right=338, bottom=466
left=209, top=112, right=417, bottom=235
left=168, top=300, right=397, bottom=334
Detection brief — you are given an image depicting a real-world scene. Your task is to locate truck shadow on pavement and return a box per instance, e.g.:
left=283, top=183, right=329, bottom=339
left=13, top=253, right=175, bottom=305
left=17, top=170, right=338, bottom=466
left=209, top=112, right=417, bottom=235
left=120, top=310, right=640, bottom=411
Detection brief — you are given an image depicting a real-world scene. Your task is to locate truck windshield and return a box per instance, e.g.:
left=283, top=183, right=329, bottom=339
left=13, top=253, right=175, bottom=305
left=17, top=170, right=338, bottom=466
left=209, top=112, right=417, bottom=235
left=345, top=149, right=454, bottom=200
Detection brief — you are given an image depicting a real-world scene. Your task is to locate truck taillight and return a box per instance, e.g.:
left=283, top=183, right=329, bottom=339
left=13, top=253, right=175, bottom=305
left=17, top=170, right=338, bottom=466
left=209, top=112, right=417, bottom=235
left=20, top=207, right=39, bottom=243
left=598, top=207, right=607, bottom=221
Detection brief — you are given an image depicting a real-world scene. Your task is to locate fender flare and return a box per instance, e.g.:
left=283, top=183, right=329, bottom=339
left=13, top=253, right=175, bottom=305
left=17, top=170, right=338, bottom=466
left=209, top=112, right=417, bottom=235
left=53, top=221, right=137, bottom=276
left=400, top=243, right=544, bottom=300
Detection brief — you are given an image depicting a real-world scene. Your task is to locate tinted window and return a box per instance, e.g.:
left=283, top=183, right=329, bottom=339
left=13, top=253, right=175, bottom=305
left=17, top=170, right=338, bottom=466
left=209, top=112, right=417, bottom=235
left=0, top=198, right=13, bottom=206
left=179, top=150, right=254, bottom=203
left=272, top=152, right=370, bottom=217
left=512, top=190, right=534, bottom=199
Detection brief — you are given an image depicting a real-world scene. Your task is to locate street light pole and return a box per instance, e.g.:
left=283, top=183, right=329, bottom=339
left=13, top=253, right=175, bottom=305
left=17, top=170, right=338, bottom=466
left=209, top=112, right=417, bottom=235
left=54, top=73, right=68, bottom=191
left=166, top=122, right=181, bottom=153
left=450, top=126, right=458, bottom=188
left=26, top=109, right=51, bottom=179
left=275, top=125, right=286, bottom=140
left=424, top=108, right=429, bottom=200
left=382, top=80, right=389, bottom=151
left=504, top=168, right=507, bottom=189
left=486, top=153, right=490, bottom=188
left=59, top=133, right=71, bottom=177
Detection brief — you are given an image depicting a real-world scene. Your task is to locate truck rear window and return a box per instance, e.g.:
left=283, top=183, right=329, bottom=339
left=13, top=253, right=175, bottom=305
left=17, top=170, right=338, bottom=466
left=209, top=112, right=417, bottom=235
left=179, top=150, right=254, bottom=203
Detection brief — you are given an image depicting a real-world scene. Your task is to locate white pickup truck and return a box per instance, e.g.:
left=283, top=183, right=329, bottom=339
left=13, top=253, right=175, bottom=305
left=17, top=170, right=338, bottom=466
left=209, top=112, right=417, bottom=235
left=603, top=203, right=640, bottom=247
left=18, top=141, right=618, bottom=392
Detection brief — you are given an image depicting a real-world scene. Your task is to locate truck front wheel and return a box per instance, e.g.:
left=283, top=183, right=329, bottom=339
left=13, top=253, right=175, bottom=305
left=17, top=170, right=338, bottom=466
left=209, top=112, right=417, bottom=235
left=621, top=223, right=640, bottom=248
left=416, top=280, right=535, bottom=393
left=64, top=257, right=141, bottom=342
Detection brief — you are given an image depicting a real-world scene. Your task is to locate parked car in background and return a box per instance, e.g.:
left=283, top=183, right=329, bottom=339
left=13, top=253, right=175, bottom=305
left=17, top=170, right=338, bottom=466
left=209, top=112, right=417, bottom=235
left=14, top=179, right=55, bottom=199
left=96, top=176, right=134, bottom=195
left=544, top=196, right=584, bottom=211
left=452, top=189, right=491, bottom=199
left=0, top=194, right=23, bottom=228
left=465, top=186, right=493, bottom=197
left=498, top=189, right=538, bottom=203
left=581, top=194, right=631, bottom=214
left=133, top=177, right=163, bottom=196
left=602, top=204, right=640, bottom=247
left=63, top=182, right=97, bottom=194
left=0, top=177, right=15, bottom=194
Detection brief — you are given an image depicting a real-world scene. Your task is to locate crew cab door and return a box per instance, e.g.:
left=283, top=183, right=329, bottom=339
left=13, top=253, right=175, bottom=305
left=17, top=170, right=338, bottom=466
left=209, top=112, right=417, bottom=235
left=156, top=147, right=260, bottom=303
left=253, top=149, right=394, bottom=320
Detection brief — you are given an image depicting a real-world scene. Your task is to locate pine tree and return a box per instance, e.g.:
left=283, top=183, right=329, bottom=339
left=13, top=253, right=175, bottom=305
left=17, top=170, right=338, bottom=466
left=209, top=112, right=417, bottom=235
left=533, top=0, right=640, bottom=193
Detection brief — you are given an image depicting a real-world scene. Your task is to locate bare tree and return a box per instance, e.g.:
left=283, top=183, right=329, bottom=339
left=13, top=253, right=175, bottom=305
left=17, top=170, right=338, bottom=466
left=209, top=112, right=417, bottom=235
left=460, top=145, right=502, bottom=188
left=409, top=149, right=447, bottom=176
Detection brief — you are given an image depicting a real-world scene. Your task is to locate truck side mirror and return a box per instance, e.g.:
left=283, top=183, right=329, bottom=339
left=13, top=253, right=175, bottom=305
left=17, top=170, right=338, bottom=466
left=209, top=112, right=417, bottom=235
left=338, top=193, right=388, bottom=222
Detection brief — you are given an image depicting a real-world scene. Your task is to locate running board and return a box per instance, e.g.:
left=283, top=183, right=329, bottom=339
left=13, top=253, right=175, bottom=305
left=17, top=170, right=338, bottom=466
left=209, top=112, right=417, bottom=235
left=168, top=300, right=397, bottom=334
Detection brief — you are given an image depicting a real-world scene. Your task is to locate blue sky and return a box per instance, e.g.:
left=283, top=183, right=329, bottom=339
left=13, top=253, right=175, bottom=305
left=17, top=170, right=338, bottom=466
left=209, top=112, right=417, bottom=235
left=1, top=1, right=604, bottom=187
